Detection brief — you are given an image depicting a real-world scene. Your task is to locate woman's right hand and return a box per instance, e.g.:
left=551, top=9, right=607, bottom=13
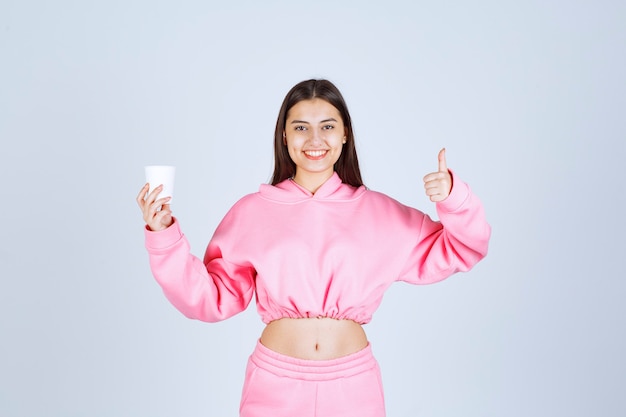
left=136, top=183, right=173, bottom=231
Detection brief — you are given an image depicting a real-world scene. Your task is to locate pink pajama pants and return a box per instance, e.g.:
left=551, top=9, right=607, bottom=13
left=239, top=341, right=386, bottom=417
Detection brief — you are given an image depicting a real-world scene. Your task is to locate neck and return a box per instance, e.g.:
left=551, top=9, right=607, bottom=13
left=292, top=171, right=334, bottom=194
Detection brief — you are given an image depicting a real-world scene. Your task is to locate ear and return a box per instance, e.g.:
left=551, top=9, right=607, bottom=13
left=282, top=131, right=287, bottom=145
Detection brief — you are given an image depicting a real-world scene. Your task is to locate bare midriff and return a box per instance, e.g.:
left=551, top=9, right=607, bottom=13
left=260, top=317, right=368, bottom=360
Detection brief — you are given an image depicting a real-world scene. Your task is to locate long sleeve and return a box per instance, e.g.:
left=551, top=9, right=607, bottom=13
left=397, top=170, right=491, bottom=284
left=144, top=218, right=256, bottom=322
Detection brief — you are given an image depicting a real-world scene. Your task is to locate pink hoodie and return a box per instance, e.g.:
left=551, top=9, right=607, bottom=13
left=144, top=171, right=490, bottom=324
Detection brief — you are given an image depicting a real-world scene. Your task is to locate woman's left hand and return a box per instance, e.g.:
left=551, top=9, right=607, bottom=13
left=423, top=148, right=452, bottom=202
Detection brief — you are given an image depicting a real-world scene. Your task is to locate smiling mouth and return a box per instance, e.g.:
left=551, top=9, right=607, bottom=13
left=304, top=150, right=328, bottom=159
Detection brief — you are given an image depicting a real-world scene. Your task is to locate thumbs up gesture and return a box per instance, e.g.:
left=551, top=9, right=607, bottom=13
left=423, top=148, right=452, bottom=202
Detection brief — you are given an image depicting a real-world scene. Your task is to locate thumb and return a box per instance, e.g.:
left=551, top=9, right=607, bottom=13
left=438, top=148, right=448, bottom=172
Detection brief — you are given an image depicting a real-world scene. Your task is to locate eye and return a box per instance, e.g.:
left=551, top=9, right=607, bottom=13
left=294, top=125, right=306, bottom=131
left=322, top=124, right=334, bottom=130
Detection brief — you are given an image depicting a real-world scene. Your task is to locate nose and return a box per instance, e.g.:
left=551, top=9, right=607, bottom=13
left=310, top=128, right=323, bottom=144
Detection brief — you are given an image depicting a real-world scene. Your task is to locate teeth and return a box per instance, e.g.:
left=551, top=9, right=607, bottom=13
left=305, top=150, right=326, bottom=157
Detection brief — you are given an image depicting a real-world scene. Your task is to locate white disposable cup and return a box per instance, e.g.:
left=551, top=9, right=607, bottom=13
left=145, top=165, right=176, bottom=204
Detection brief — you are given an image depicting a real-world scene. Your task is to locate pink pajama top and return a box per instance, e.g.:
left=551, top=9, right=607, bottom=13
left=144, top=171, right=490, bottom=324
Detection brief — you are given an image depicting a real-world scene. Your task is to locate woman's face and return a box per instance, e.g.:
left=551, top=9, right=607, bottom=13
left=283, top=98, right=346, bottom=189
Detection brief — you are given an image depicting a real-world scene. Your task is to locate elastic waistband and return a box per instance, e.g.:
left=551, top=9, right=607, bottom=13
left=250, top=340, right=377, bottom=382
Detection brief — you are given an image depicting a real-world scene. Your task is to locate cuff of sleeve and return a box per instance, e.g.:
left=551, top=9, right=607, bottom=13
left=435, top=169, right=470, bottom=213
left=144, top=217, right=184, bottom=250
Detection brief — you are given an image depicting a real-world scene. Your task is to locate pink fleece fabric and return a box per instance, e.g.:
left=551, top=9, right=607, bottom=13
left=144, top=171, right=490, bottom=324
left=240, top=341, right=385, bottom=417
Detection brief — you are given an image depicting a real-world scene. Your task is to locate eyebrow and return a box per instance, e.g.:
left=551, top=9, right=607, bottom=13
left=290, top=118, right=338, bottom=124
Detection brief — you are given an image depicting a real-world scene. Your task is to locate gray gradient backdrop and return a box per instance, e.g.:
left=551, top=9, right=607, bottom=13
left=1, top=1, right=625, bottom=416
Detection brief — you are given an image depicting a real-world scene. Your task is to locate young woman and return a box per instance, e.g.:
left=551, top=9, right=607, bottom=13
left=137, top=79, right=491, bottom=417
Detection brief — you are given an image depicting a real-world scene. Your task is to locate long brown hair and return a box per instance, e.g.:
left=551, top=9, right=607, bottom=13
left=271, top=79, right=364, bottom=187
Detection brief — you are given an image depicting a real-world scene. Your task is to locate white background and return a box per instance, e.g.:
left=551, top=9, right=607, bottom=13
left=1, top=1, right=625, bottom=416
